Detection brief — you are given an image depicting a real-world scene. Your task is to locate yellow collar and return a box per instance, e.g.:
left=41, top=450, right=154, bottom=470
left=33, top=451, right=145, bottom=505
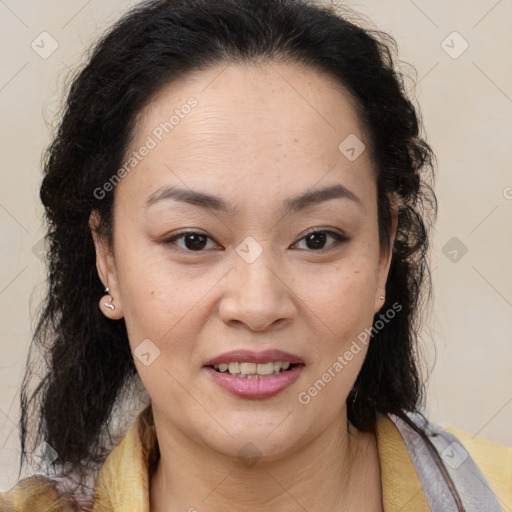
left=92, top=408, right=429, bottom=511
left=375, top=412, right=430, bottom=511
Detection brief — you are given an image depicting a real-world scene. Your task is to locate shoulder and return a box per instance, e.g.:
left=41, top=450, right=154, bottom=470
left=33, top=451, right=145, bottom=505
left=0, top=475, right=75, bottom=512
left=443, top=424, right=512, bottom=506
left=387, top=411, right=511, bottom=510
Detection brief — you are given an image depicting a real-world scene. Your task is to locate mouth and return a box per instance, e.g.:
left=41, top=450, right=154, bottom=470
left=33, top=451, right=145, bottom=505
left=202, top=349, right=305, bottom=398
left=203, top=361, right=305, bottom=399
left=207, top=361, right=304, bottom=379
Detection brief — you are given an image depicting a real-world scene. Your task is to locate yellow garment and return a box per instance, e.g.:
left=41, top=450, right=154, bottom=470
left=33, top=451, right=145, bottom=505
left=443, top=425, right=512, bottom=512
left=0, top=475, right=75, bottom=512
left=90, top=411, right=512, bottom=511
left=2, top=412, right=511, bottom=511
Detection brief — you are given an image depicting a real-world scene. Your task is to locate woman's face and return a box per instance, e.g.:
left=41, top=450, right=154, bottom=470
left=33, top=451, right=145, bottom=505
left=91, top=61, right=397, bottom=460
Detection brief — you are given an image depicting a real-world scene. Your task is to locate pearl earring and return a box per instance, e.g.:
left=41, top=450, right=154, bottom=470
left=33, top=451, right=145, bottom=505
left=103, top=287, right=115, bottom=311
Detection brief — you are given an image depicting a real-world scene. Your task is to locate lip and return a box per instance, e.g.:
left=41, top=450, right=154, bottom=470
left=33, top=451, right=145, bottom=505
left=203, top=349, right=304, bottom=367
left=203, top=364, right=304, bottom=399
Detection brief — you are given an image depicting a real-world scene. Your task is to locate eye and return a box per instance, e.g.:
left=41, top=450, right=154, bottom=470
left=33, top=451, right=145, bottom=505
left=161, top=228, right=349, bottom=253
left=161, top=231, right=220, bottom=252
left=292, top=229, right=349, bottom=251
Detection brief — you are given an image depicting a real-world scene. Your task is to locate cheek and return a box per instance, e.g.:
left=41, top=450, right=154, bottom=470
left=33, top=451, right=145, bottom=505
left=117, top=273, right=198, bottom=397
left=114, top=253, right=212, bottom=377
left=120, top=275, right=185, bottom=349
left=303, top=258, right=378, bottom=324
left=296, top=256, right=379, bottom=364
left=111, top=227, right=178, bottom=344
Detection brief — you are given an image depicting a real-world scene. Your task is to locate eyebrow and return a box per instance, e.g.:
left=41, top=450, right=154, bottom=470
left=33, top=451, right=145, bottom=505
left=145, top=183, right=363, bottom=215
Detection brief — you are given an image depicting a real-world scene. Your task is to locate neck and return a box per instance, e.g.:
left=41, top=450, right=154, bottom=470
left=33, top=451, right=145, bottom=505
left=149, top=407, right=382, bottom=512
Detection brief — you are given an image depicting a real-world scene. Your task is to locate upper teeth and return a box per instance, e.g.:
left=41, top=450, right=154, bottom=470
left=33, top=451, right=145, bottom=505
left=213, top=361, right=292, bottom=375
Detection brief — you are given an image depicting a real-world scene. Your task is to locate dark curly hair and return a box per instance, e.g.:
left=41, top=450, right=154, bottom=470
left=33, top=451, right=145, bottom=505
left=17, top=0, right=461, bottom=507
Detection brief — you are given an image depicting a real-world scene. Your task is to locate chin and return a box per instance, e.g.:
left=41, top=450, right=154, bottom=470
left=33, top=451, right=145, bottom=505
left=201, top=426, right=301, bottom=464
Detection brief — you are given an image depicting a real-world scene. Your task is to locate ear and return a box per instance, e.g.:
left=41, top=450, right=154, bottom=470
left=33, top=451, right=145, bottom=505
left=89, top=210, right=124, bottom=320
left=374, top=196, right=399, bottom=313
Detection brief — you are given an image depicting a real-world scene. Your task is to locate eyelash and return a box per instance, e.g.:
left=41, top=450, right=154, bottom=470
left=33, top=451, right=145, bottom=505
left=160, top=229, right=349, bottom=254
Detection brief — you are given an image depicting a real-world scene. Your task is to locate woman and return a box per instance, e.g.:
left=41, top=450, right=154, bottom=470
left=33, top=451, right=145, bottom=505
left=2, top=0, right=511, bottom=511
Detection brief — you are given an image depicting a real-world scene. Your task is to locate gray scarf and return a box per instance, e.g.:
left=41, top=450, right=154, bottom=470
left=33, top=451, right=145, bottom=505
left=392, top=412, right=504, bottom=511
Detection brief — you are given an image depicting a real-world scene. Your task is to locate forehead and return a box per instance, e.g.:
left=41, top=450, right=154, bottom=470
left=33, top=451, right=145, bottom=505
left=119, top=61, right=374, bottom=209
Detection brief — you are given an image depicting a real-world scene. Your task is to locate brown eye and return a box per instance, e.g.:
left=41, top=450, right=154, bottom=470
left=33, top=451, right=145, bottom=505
left=293, top=230, right=348, bottom=251
left=161, top=231, right=218, bottom=252
left=161, top=229, right=349, bottom=254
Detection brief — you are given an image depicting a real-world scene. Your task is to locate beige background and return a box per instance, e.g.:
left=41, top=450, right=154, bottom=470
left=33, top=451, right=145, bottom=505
left=1, top=0, right=511, bottom=490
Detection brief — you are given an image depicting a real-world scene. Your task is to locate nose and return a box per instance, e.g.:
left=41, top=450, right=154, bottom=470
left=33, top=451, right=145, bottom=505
left=218, top=243, right=296, bottom=332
